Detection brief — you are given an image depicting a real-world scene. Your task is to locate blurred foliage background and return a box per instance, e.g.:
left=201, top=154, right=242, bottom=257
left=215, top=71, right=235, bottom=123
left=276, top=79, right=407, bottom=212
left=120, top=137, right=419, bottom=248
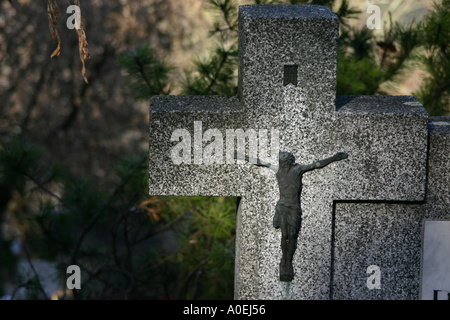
left=0, top=0, right=449, bottom=299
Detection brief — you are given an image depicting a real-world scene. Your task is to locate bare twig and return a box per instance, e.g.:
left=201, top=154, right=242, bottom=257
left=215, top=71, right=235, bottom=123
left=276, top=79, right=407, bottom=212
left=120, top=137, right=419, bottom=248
left=23, top=246, right=50, bottom=300
left=70, top=155, right=147, bottom=269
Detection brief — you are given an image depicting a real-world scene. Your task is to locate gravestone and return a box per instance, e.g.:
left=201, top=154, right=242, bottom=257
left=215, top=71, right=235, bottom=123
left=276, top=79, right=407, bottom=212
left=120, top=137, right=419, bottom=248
left=421, top=220, right=450, bottom=300
left=149, top=4, right=450, bottom=300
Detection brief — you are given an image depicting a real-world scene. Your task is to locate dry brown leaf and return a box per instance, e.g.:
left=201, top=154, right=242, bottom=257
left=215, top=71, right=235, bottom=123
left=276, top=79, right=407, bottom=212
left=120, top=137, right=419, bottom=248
left=48, top=0, right=90, bottom=83
left=74, top=0, right=90, bottom=83
left=47, top=0, right=61, bottom=58
left=137, top=198, right=162, bottom=222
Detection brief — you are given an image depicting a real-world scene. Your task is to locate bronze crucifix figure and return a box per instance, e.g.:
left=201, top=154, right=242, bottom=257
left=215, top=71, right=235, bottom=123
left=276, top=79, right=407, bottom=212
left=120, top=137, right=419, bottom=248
left=235, top=151, right=348, bottom=281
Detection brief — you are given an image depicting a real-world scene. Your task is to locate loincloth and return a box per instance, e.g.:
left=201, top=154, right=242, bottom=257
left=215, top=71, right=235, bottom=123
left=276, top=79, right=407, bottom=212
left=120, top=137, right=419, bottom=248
left=274, top=202, right=302, bottom=229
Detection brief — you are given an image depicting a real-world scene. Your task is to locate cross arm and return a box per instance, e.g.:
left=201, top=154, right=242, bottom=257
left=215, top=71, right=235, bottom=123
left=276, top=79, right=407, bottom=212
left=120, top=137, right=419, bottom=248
left=234, top=151, right=278, bottom=172
left=149, top=95, right=248, bottom=197
left=303, top=152, right=348, bottom=172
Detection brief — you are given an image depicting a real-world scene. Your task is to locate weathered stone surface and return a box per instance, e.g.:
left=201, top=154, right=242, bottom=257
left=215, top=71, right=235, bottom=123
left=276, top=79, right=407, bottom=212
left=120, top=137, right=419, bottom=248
left=335, top=95, right=428, bottom=201
left=149, top=95, right=247, bottom=196
left=332, top=117, right=450, bottom=300
left=425, top=117, right=450, bottom=218
left=333, top=202, right=424, bottom=300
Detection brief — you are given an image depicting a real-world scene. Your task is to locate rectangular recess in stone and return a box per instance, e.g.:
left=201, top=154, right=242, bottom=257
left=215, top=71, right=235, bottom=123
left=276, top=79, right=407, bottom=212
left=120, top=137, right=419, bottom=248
left=283, top=65, right=298, bottom=86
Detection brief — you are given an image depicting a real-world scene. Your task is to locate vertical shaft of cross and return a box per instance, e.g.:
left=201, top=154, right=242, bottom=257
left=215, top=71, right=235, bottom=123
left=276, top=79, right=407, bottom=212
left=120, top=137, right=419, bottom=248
left=236, top=5, right=340, bottom=298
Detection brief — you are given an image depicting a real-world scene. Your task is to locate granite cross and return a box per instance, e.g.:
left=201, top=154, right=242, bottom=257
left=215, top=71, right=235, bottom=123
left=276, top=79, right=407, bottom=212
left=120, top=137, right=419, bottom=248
left=149, top=5, right=428, bottom=299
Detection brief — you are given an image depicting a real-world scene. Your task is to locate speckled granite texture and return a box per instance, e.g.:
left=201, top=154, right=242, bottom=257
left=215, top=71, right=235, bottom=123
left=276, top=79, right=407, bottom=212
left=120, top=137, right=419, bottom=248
left=333, top=117, right=450, bottom=300
left=149, top=5, right=450, bottom=300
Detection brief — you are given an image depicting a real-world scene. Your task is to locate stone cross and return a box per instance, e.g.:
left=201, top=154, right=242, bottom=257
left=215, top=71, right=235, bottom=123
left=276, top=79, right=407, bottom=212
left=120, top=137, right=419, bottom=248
left=149, top=5, right=446, bottom=300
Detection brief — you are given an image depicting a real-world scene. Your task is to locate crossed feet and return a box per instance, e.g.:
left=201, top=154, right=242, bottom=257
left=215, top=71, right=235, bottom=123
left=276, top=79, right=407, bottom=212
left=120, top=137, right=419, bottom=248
left=279, top=260, right=294, bottom=282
